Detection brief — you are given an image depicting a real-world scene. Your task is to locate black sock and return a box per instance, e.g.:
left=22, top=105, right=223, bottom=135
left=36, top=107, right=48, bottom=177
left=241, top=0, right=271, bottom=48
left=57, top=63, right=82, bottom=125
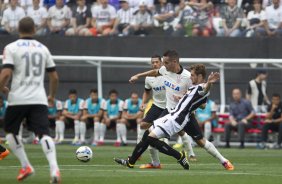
left=0, top=144, right=6, bottom=153
left=128, top=130, right=150, bottom=165
left=147, top=136, right=181, bottom=160
left=240, top=141, right=244, bottom=147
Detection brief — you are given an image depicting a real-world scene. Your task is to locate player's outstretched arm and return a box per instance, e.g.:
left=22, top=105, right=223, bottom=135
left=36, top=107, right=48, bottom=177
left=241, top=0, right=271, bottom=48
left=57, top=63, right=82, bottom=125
left=203, top=72, right=220, bottom=93
left=129, top=69, right=159, bottom=83
left=48, top=71, right=59, bottom=101
left=0, top=68, right=12, bottom=94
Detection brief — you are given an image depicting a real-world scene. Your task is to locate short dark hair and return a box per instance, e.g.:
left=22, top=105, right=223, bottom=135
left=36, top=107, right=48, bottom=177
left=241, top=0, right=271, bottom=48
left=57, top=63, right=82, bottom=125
left=272, top=93, right=281, bottom=98
left=18, top=17, right=35, bottom=34
left=151, top=54, right=162, bottom=62
left=163, top=50, right=179, bottom=62
left=69, top=89, right=77, bottom=95
left=190, top=64, right=206, bottom=78
left=109, top=89, right=118, bottom=95
left=90, top=89, right=98, bottom=94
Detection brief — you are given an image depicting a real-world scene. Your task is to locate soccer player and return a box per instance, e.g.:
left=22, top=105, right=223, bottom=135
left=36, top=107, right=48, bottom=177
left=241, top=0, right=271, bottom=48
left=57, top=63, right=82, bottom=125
left=81, top=89, right=106, bottom=146
left=120, top=91, right=143, bottom=145
left=115, top=64, right=234, bottom=171
left=48, top=98, right=64, bottom=144
left=62, top=89, right=84, bottom=145
left=103, top=89, right=124, bottom=146
left=0, top=17, right=60, bottom=182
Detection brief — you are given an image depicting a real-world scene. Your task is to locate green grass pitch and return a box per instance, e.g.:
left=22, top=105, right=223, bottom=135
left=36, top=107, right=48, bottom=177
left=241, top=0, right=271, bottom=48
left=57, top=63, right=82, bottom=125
left=0, top=144, right=281, bottom=184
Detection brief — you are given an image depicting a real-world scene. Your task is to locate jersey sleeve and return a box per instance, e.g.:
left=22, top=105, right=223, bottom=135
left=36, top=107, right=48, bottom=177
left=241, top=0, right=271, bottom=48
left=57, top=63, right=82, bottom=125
left=101, top=99, right=106, bottom=110
left=79, top=100, right=84, bottom=110
left=56, top=100, right=63, bottom=111
left=45, top=48, right=56, bottom=72
left=144, top=77, right=152, bottom=90
left=83, top=99, right=88, bottom=109
left=119, top=100, right=124, bottom=112
left=211, top=101, right=217, bottom=112
left=64, top=100, right=68, bottom=109
left=123, top=99, right=128, bottom=111
left=2, top=46, right=14, bottom=69
left=158, top=66, right=166, bottom=75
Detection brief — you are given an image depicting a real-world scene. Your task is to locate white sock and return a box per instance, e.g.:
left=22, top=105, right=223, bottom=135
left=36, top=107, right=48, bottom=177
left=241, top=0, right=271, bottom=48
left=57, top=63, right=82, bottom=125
left=79, top=122, right=86, bottom=143
left=204, top=122, right=212, bottom=140
left=176, top=136, right=182, bottom=144
left=41, top=135, right=59, bottom=176
left=18, top=123, right=24, bottom=141
left=137, top=124, right=145, bottom=143
left=120, top=123, right=127, bottom=144
left=204, top=140, right=227, bottom=164
left=6, top=133, right=31, bottom=168
left=74, top=120, right=80, bottom=140
left=56, top=120, right=65, bottom=141
left=94, top=122, right=100, bottom=142
left=54, top=121, right=59, bottom=140
left=116, top=123, right=122, bottom=142
left=181, top=133, right=195, bottom=157
left=149, top=146, right=160, bottom=166
left=99, top=123, right=106, bottom=141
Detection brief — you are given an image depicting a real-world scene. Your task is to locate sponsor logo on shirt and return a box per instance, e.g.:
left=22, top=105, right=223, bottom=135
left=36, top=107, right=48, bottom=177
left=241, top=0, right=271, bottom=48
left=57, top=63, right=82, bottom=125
left=164, top=81, right=180, bottom=91
left=153, top=86, right=165, bottom=92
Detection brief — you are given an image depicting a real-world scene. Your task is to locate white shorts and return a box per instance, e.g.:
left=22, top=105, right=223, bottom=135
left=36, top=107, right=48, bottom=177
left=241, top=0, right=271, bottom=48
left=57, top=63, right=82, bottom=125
left=151, top=115, right=185, bottom=139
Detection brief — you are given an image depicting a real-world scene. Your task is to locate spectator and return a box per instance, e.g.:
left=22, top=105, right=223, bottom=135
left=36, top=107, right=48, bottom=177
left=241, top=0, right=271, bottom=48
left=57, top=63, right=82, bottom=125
left=102, top=89, right=124, bottom=146
left=81, top=89, right=106, bottom=146
left=195, top=99, right=217, bottom=141
left=66, top=0, right=92, bottom=36
left=187, top=0, right=214, bottom=37
left=62, top=89, right=84, bottom=145
left=129, top=0, right=153, bottom=35
left=109, top=0, right=119, bottom=10
left=246, top=69, right=270, bottom=113
left=153, top=0, right=175, bottom=35
left=260, top=93, right=282, bottom=149
left=110, top=0, right=134, bottom=36
left=1, top=0, right=25, bottom=35
left=217, top=0, right=244, bottom=37
left=47, top=0, right=71, bottom=35
left=262, top=0, right=282, bottom=9
left=128, top=0, right=154, bottom=11
left=243, top=0, right=266, bottom=37
left=27, top=0, right=48, bottom=36
left=90, top=0, right=116, bottom=36
left=21, top=0, right=43, bottom=11
left=47, top=98, right=64, bottom=143
left=172, top=0, right=195, bottom=36
left=224, top=88, right=255, bottom=148
left=0, top=96, right=8, bottom=124
left=257, top=0, right=282, bottom=37
left=119, top=92, right=143, bottom=146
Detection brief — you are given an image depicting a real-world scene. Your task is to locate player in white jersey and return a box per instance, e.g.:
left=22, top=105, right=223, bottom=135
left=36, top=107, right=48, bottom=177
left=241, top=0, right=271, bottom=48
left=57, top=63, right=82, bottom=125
left=115, top=64, right=234, bottom=171
left=0, top=17, right=60, bottom=183
left=114, top=50, right=196, bottom=168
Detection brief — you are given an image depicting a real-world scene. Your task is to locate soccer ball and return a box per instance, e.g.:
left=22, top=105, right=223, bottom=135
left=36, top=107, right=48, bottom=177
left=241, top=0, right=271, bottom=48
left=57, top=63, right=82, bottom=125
left=76, top=146, right=93, bottom=162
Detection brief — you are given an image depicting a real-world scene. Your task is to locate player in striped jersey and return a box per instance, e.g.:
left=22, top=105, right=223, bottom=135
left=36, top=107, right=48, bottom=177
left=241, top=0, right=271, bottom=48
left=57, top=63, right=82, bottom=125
left=81, top=89, right=106, bottom=146
left=62, top=89, right=84, bottom=145
left=48, top=98, right=63, bottom=144
left=115, top=64, right=234, bottom=171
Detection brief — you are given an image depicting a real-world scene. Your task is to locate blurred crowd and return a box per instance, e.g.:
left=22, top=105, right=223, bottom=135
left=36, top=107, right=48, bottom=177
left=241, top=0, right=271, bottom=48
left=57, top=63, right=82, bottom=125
left=0, top=0, right=282, bottom=37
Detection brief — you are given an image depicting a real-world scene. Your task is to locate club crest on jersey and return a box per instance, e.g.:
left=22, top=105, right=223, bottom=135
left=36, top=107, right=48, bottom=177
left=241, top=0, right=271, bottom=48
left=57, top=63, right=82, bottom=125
left=153, top=86, right=165, bottom=92
left=164, top=81, right=180, bottom=91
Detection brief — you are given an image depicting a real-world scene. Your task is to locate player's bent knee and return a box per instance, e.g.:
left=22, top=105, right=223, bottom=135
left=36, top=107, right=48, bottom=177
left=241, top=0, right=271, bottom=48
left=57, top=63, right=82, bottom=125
left=195, top=139, right=206, bottom=148
left=140, top=122, right=150, bottom=129
left=178, top=130, right=185, bottom=136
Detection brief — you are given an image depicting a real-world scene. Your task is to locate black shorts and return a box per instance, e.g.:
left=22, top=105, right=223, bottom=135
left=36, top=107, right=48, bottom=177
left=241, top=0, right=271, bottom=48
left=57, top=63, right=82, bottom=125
left=183, top=114, right=204, bottom=141
left=49, top=118, right=56, bottom=129
left=65, top=117, right=77, bottom=129
left=4, top=105, right=50, bottom=136
left=126, top=119, right=137, bottom=130
left=86, top=118, right=95, bottom=129
left=158, top=108, right=169, bottom=118
left=143, top=104, right=165, bottom=124
left=107, top=120, right=116, bottom=130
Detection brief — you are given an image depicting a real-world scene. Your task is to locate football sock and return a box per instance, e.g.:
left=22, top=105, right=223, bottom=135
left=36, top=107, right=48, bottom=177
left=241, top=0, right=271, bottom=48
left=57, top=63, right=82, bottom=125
left=41, top=135, right=59, bottom=176
left=18, top=123, right=24, bottom=141
left=79, top=122, right=86, bottom=143
left=6, top=133, right=31, bottom=168
left=204, top=140, right=227, bottom=163
left=137, top=124, right=145, bottom=143
left=120, top=123, right=127, bottom=144
left=74, top=120, right=80, bottom=140
left=204, top=123, right=212, bottom=140
left=148, top=136, right=181, bottom=160
left=116, top=123, right=122, bottom=142
left=128, top=130, right=150, bottom=165
left=54, top=121, right=59, bottom=140
left=149, top=146, right=160, bottom=166
left=176, top=136, right=182, bottom=144
left=94, top=122, right=100, bottom=142
left=0, top=144, right=6, bottom=152
left=99, top=123, right=106, bottom=142
left=56, top=120, right=65, bottom=141
left=181, top=133, right=195, bottom=157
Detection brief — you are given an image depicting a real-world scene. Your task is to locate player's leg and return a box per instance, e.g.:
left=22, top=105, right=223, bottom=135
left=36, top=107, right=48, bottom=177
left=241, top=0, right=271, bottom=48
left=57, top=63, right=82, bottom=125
left=119, top=118, right=128, bottom=145
left=178, top=130, right=196, bottom=161
left=99, top=116, right=107, bottom=144
left=93, top=118, right=101, bottom=145
left=28, top=105, right=60, bottom=183
left=74, top=118, right=80, bottom=144
left=4, top=105, right=34, bottom=181
left=204, top=121, right=212, bottom=141
left=137, top=118, right=145, bottom=143
left=79, top=116, right=87, bottom=145
left=184, top=115, right=234, bottom=170
left=0, top=144, right=9, bottom=160
left=56, top=116, right=65, bottom=143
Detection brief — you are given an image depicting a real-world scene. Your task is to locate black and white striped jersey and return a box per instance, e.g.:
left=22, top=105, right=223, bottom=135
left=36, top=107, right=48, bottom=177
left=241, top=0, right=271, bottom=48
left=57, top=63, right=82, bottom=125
left=170, top=84, right=210, bottom=125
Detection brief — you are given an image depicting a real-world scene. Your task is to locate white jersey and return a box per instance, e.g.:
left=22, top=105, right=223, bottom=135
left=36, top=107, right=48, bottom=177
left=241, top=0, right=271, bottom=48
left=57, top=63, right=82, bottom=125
left=1, top=6, right=26, bottom=29
left=158, top=65, right=192, bottom=112
left=48, top=5, right=72, bottom=27
left=145, top=76, right=166, bottom=109
left=2, top=38, right=56, bottom=106
left=27, top=6, right=48, bottom=27
left=91, top=4, right=116, bottom=28
left=265, top=5, right=282, bottom=29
